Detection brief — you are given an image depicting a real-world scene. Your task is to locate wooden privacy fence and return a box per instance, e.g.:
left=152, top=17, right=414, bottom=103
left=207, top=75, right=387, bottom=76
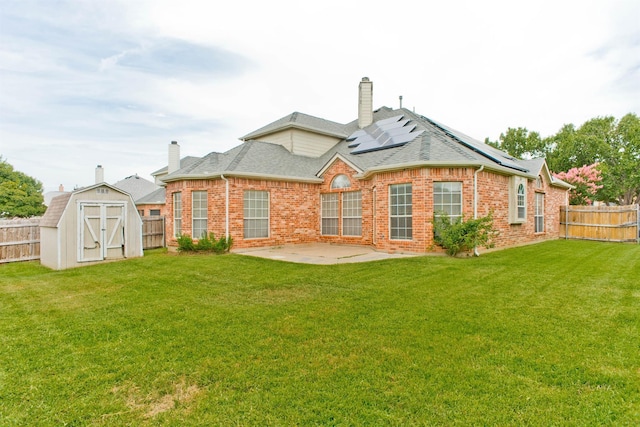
left=0, top=218, right=41, bottom=263
left=141, top=216, right=165, bottom=249
left=560, top=205, right=639, bottom=243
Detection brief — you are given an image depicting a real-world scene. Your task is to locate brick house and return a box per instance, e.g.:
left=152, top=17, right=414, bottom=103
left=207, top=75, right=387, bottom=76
left=160, top=78, right=571, bottom=253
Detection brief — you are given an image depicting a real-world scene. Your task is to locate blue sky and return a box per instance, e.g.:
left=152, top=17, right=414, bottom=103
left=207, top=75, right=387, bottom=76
left=1, top=0, right=638, bottom=193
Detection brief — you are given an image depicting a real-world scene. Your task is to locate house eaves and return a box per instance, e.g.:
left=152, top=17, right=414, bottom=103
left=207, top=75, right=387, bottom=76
left=316, top=153, right=364, bottom=178
left=356, top=160, right=538, bottom=180
left=161, top=171, right=323, bottom=184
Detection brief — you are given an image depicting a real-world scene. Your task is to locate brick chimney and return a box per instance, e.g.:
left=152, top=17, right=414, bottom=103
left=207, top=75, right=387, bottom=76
left=95, top=165, right=104, bottom=184
left=168, top=141, right=180, bottom=174
left=358, top=77, right=373, bottom=128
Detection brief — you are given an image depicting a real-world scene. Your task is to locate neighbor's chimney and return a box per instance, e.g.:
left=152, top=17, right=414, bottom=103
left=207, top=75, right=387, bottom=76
left=58, top=184, right=64, bottom=192
left=358, top=77, right=373, bottom=128
left=95, top=165, right=104, bottom=184
left=168, top=141, right=180, bottom=174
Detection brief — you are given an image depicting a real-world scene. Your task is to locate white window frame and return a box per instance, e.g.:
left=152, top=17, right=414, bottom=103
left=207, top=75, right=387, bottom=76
left=244, top=190, right=269, bottom=239
left=433, top=182, right=463, bottom=221
left=389, top=183, right=412, bottom=240
left=321, top=193, right=339, bottom=235
left=173, top=192, right=182, bottom=237
left=342, top=191, right=362, bottom=236
left=192, top=190, right=208, bottom=239
left=535, top=192, right=544, bottom=233
left=509, top=176, right=527, bottom=224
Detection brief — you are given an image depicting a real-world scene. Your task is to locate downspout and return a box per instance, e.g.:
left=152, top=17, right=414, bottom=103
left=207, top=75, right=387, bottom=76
left=221, top=174, right=229, bottom=239
left=473, top=165, right=485, bottom=256
left=220, top=174, right=229, bottom=240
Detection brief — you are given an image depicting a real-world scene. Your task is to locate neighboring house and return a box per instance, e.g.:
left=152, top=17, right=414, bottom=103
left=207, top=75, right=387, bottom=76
left=160, top=77, right=571, bottom=254
left=112, top=174, right=162, bottom=217
left=135, top=187, right=167, bottom=217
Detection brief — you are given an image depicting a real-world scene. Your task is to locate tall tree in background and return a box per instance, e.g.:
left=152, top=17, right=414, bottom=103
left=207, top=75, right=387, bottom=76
left=489, top=114, right=640, bottom=205
left=485, top=127, right=546, bottom=159
left=0, top=157, right=46, bottom=218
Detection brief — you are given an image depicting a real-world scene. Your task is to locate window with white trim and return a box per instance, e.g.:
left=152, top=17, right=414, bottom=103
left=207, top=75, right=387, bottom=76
left=390, top=183, right=412, bottom=240
left=331, top=174, right=351, bottom=189
left=321, top=193, right=339, bottom=235
left=535, top=193, right=544, bottom=233
left=517, top=184, right=526, bottom=220
left=192, top=191, right=207, bottom=239
left=173, top=192, right=182, bottom=237
left=244, top=190, right=269, bottom=238
left=434, top=182, right=462, bottom=220
left=342, top=191, right=362, bottom=236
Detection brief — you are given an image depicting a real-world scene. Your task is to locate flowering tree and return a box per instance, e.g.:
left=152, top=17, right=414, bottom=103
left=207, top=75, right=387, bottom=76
left=553, top=163, right=603, bottom=205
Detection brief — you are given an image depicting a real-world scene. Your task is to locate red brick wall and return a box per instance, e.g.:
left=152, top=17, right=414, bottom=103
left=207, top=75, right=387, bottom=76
left=164, top=164, right=569, bottom=253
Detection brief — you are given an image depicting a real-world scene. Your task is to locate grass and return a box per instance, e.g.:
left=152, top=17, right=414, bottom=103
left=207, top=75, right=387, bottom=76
left=1, top=240, right=639, bottom=426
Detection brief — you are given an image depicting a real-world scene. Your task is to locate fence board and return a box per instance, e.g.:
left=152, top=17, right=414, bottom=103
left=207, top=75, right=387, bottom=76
left=560, top=205, right=639, bottom=243
left=142, top=216, right=165, bottom=249
left=0, top=218, right=41, bottom=263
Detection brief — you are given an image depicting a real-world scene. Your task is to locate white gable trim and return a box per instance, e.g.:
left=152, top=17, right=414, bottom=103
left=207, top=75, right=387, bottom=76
left=316, top=153, right=363, bottom=178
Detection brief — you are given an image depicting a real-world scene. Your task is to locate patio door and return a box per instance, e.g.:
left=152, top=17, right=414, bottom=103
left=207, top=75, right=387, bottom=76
left=78, top=203, right=126, bottom=262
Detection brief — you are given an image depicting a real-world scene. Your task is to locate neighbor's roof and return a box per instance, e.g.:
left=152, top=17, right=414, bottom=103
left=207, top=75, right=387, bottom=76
left=151, top=156, right=201, bottom=176
left=113, top=174, right=160, bottom=201
left=162, top=107, right=561, bottom=184
left=135, top=187, right=166, bottom=204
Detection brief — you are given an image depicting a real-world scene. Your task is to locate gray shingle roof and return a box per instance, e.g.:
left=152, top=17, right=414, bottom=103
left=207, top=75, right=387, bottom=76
left=40, top=193, right=72, bottom=228
left=113, top=175, right=160, bottom=201
left=135, top=187, right=166, bottom=204
left=241, top=111, right=349, bottom=140
left=163, top=106, right=553, bottom=183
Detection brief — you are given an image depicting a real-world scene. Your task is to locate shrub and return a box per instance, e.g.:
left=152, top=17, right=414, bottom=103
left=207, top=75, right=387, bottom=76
left=177, top=233, right=233, bottom=254
left=176, top=234, right=195, bottom=252
left=432, top=212, right=498, bottom=256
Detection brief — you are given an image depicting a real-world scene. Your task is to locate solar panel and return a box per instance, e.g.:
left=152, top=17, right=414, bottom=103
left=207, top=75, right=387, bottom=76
left=348, top=115, right=423, bottom=154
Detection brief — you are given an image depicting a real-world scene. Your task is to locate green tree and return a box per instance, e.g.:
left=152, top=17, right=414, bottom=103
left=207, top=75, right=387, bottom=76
left=485, top=127, right=546, bottom=159
left=0, top=156, right=46, bottom=218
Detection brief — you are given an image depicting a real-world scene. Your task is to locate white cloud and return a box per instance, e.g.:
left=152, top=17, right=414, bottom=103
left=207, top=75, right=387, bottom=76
left=1, top=0, right=638, bottom=192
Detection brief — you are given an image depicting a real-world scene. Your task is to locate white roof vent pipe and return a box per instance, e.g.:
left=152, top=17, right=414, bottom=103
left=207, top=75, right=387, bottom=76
left=168, top=141, right=180, bottom=174
left=358, top=77, right=373, bottom=129
left=95, top=165, right=104, bottom=184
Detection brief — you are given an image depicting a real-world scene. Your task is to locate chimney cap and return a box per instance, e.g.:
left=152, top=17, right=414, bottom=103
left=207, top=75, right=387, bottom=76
left=171, top=141, right=178, bottom=145
left=361, top=77, right=370, bottom=82
left=97, top=164, right=102, bottom=168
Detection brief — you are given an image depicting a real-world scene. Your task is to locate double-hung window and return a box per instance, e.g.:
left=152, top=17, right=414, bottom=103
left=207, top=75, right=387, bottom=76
left=244, top=190, right=269, bottom=238
left=342, top=191, right=362, bottom=236
left=535, top=193, right=544, bottom=233
left=192, top=191, right=208, bottom=239
left=321, top=193, right=339, bottom=235
left=390, top=183, right=412, bottom=240
left=173, top=192, right=182, bottom=237
left=434, top=182, right=462, bottom=221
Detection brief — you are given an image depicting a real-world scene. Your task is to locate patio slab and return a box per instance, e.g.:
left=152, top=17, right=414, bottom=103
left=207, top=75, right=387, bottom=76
left=233, top=243, right=421, bottom=265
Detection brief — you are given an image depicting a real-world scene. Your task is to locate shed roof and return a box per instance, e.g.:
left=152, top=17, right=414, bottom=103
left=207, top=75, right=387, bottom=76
left=40, top=193, right=71, bottom=228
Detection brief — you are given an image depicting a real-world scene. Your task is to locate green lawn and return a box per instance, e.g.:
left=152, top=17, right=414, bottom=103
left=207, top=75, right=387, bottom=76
left=1, top=240, right=639, bottom=426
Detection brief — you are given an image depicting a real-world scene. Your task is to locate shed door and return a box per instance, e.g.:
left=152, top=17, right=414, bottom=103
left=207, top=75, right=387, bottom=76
left=79, top=203, right=126, bottom=262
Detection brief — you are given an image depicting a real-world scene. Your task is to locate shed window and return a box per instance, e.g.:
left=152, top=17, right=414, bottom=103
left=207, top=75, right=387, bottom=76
left=192, top=191, right=207, bottom=239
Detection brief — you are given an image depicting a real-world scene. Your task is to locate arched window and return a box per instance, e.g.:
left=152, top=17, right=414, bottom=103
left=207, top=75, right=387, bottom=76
left=331, top=174, right=351, bottom=189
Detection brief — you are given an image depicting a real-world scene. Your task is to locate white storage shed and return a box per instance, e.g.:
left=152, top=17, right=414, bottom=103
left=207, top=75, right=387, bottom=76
left=40, top=183, right=143, bottom=270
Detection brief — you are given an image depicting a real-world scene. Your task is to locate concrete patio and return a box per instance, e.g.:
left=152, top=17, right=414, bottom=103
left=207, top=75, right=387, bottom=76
left=233, top=243, right=421, bottom=265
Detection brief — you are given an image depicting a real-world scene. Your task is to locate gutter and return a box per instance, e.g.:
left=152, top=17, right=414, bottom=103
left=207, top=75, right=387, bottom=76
left=162, top=171, right=324, bottom=185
